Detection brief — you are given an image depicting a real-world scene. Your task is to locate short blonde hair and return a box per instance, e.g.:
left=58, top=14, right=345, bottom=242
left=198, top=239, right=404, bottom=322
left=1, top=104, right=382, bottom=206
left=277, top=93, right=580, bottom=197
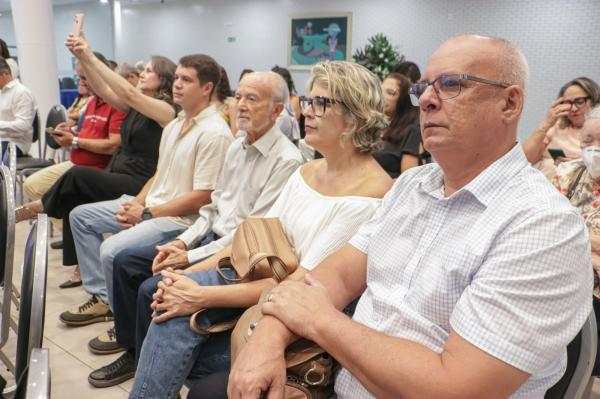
left=308, top=61, right=388, bottom=153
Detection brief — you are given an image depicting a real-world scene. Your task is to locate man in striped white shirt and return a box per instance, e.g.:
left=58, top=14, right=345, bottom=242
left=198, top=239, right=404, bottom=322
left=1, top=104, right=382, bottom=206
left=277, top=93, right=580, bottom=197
left=229, top=35, right=593, bottom=399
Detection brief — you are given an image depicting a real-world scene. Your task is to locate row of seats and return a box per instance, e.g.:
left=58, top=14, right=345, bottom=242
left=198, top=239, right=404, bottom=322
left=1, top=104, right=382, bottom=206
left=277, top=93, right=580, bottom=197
left=0, top=163, right=50, bottom=398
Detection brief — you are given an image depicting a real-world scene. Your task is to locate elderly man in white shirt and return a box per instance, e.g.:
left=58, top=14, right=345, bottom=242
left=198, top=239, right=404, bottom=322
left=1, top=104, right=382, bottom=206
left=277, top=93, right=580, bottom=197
left=229, top=35, right=593, bottom=399
left=0, top=57, right=35, bottom=158
left=86, top=71, right=303, bottom=388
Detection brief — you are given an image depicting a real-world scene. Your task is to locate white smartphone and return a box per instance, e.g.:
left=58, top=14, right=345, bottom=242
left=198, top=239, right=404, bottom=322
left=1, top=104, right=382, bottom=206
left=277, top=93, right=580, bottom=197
left=72, top=14, right=84, bottom=37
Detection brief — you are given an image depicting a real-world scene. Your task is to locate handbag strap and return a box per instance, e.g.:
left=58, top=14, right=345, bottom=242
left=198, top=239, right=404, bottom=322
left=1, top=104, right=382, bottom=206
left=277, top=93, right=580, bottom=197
left=189, top=309, right=240, bottom=335
left=248, top=252, right=289, bottom=282
left=566, top=166, right=586, bottom=200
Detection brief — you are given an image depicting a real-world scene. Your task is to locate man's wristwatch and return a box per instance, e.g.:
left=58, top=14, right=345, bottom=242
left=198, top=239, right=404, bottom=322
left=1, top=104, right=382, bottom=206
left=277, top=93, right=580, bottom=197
left=71, top=136, right=79, bottom=149
left=141, top=207, right=153, bottom=221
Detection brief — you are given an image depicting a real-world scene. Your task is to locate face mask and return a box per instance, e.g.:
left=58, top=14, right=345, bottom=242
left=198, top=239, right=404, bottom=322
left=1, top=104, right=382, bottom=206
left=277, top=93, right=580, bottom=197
left=582, top=146, right=600, bottom=179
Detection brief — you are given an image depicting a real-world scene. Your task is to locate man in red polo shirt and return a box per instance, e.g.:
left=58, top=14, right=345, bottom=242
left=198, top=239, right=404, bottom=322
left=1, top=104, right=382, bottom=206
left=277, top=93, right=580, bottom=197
left=23, top=52, right=125, bottom=201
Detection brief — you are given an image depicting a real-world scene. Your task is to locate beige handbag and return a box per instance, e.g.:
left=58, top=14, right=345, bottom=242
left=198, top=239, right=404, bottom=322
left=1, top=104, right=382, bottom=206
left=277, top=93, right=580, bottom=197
left=217, top=217, right=299, bottom=283
left=231, top=291, right=335, bottom=399
left=190, top=218, right=299, bottom=335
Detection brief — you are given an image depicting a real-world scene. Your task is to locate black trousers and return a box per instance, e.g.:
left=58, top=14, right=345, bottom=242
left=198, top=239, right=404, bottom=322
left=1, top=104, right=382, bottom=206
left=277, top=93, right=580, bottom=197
left=41, top=165, right=145, bottom=265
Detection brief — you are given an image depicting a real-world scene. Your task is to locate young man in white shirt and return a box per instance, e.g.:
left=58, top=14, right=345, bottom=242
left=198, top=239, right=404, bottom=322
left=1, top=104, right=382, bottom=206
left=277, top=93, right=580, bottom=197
left=0, top=57, right=36, bottom=159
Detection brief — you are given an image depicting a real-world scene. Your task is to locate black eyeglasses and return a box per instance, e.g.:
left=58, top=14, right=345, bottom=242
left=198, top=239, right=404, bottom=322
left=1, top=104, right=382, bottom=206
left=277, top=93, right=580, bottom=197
left=409, top=73, right=510, bottom=106
left=299, top=96, right=344, bottom=117
left=560, top=96, right=590, bottom=109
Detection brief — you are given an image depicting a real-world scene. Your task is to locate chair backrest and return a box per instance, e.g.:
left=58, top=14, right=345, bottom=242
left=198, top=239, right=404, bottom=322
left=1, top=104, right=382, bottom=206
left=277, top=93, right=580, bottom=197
left=14, top=214, right=48, bottom=385
left=60, top=76, right=76, bottom=89
left=31, top=112, right=40, bottom=145
left=0, top=165, right=15, bottom=348
left=544, top=310, right=598, bottom=398
left=45, top=104, right=67, bottom=151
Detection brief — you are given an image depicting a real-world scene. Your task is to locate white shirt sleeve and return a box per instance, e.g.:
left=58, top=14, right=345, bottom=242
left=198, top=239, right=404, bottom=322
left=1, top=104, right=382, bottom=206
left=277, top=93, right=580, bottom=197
left=450, top=208, right=593, bottom=374
left=0, top=87, right=35, bottom=138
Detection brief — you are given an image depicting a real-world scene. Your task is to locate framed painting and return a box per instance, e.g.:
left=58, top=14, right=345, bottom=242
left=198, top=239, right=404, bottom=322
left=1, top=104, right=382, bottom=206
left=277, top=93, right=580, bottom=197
left=288, top=13, right=352, bottom=69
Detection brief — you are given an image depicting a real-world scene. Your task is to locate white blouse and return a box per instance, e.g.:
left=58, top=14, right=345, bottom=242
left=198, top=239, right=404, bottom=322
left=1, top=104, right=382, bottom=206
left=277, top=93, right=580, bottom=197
left=265, top=168, right=382, bottom=270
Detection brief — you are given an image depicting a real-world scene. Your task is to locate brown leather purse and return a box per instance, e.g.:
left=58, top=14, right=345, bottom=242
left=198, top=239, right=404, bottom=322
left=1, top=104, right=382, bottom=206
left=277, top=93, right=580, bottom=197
left=217, top=217, right=299, bottom=283
left=190, top=218, right=299, bottom=335
left=231, top=292, right=335, bottom=399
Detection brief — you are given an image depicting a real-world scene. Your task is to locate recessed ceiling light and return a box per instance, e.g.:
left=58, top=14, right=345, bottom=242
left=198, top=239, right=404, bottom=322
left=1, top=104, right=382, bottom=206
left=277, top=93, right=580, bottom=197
left=100, top=0, right=108, bottom=4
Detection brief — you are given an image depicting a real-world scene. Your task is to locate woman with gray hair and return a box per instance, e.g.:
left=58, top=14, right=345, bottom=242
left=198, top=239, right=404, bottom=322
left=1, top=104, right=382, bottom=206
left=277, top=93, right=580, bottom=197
left=126, top=61, right=392, bottom=399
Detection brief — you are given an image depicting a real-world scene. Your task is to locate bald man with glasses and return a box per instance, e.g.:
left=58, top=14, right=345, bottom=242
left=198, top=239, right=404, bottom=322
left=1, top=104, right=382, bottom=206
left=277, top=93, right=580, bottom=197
left=228, top=35, right=593, bottom=399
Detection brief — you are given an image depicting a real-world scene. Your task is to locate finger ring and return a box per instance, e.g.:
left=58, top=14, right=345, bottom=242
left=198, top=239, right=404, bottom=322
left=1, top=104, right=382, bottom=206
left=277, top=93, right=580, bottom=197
left=266, top=293, right=273, bottom=303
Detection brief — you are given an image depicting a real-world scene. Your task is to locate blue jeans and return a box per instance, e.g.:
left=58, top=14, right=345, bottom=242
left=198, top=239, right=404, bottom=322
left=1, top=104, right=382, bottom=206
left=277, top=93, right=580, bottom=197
left=129, top=268, right=237, bottom=399
left=70, top=194, right=186, bottom=305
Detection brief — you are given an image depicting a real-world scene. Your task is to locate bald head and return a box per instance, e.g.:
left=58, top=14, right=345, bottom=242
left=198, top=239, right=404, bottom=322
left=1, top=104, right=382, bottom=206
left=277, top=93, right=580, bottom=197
left=240, top=71, right=289, bottom=104
left=441, top=35, right=529, bottom=96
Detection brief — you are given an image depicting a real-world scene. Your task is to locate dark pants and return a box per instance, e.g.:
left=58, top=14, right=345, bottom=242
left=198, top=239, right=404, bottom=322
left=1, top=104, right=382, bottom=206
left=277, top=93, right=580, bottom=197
left=41, top=165, right=145, bottom=265
left=112, top=232, right=220, bottom=357
left=1, top=141, right=23, bottom=165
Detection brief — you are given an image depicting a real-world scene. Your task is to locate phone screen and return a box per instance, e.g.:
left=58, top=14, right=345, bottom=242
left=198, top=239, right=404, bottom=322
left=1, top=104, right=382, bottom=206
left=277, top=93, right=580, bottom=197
left=548, top=148, right=566, bottom=160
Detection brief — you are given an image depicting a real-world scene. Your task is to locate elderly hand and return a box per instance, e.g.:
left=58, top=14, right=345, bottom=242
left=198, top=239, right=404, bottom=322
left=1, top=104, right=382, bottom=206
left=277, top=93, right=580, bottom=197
left=152, top=241, right=189, bottom=275
left=228, top=320, right=288, bottom=399
left=151, top=270, right=203, bottom=323
left=541, top=97, right=572, bottom=132
left=261, top=274, right=335, bottom=341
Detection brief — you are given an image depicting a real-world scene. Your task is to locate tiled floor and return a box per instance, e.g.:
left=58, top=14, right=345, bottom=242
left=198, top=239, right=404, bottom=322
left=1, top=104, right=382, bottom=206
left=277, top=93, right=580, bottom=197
left=4, top=221, right=600, bottom=398
left=3, top=221, right=188, bottom=399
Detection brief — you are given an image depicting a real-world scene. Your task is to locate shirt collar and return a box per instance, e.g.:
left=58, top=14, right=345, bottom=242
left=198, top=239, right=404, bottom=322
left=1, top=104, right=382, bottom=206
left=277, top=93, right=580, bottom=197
left=418, top=143, right=528, bottom=207
left=241, top=124, right=282, bottom=157
left=177, top=104, right=218, bottom=124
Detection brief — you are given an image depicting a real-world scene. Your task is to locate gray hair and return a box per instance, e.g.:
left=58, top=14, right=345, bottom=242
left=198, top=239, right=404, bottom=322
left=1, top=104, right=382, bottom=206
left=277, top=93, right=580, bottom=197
left=115, top=63, right=138, bottom=80
left=587, top=105, right=600, bottom=121
left=451, top=34, right=530, bottom=97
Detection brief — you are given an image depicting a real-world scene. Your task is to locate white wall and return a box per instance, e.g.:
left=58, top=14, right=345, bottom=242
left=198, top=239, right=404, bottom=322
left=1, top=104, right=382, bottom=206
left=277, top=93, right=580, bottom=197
left=0, top=1, right=113, bottom=77
left=115, top=0, right=600, bottom=140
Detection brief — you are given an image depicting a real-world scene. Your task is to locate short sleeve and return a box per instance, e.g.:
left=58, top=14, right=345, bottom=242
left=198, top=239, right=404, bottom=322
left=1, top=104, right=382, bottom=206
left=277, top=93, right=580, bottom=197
left=192, top=131, right=233, bottom=190
left=108, top=108, right=126, bottom=134
left=401, top=123, right=422, bottom=157
left=450, top=209, right=593, bottom=374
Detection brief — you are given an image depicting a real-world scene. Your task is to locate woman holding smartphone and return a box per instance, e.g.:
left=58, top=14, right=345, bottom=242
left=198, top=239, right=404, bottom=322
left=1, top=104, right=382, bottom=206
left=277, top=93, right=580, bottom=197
left=523, top=77, right=600, bottom=178
left=16, top=31, right=178, bottom=287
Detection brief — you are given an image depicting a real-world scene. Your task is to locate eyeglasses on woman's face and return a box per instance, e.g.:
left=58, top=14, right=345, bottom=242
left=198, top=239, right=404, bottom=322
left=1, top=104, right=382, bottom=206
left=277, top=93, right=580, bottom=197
left=299, top=95, right=344, bottom=117
left=561, top=96, right=590, bottom=109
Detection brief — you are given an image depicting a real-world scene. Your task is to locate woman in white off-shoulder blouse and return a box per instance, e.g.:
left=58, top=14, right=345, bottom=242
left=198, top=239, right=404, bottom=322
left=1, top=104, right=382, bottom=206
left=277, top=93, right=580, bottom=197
left=130, top=61, right=393, bottom=399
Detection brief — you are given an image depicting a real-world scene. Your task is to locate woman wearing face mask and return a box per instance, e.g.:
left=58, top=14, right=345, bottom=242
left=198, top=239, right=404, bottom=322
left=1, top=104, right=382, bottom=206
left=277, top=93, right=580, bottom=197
left=523, top=77, right=600, bottom=178
left=552, top=104, right=600, bottom=375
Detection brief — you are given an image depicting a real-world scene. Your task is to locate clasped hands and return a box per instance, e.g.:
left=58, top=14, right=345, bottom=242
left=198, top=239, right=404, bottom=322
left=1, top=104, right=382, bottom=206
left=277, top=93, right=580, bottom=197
left=115, top=200, right=144, bottom=228
left=228, top=274, right=336, bottom=399
left=150, top=268, right=203, bottom=323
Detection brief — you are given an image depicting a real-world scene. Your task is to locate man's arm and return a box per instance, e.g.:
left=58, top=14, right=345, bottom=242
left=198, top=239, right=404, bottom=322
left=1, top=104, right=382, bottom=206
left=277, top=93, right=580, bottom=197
left=148, top=189, right=212, bottom=218
left=133, top=176, right=155, bottom=205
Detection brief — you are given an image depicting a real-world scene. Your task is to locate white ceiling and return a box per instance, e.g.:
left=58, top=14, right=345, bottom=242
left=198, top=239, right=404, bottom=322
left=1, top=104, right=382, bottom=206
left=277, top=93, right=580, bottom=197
left=0, top=0, right=171, bottom=13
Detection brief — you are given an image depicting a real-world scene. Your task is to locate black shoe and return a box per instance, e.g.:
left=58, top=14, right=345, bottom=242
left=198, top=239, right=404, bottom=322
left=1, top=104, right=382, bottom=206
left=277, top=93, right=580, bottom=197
left=58, top=279, right=82, bottom=289
left=88, top=326, right=125, bottom=355
left=88, top=351, right=136, bottom=388
left=50, top=240, right=63, bottom=250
